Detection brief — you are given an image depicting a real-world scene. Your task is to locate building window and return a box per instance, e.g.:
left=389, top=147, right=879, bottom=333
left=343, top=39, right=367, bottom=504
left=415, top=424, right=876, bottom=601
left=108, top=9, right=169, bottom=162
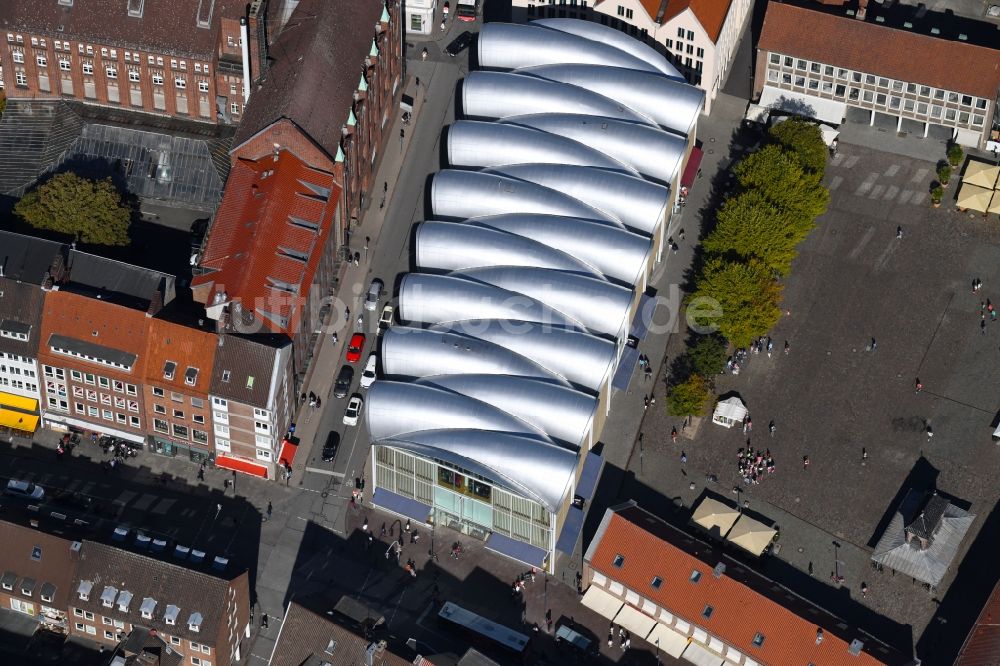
left=175, top=78, right=186, bottom=89
left=768, top=53, right=779, bottom=64
left=129, top=70, right=140, bottom=82
left=231, top=102, right=240, bottom=115
left=192, top=429, right=208, bottom=444
left=172, top=424, right=188, bottom=439
left=193, top=414, right=205, bottom=424
left=154, top=419, right=168, bottom=433
left=256, top=449, right=272, bottom=461
left=651, top=576, right=663, bottom=589
left=212, top=397, right=227, bottom=408
left=12, top=51, right=24, bottom=64
left=686, top=29, right=694, bottom=40
left=82, top=63, right=93, bottom=75
left=152, top=73, right=163, bottom=86
left=126, top=384, right=137, bottom=396
left=215, top=438, right=231, bottom=452
left=198, top=81, right=208, bottom=93
left=752, top=632, right=765, bottom=647
left=612, top=554, right=625, bottom=567
left=36, top=55, right=48, bottom=67
left=154, top=404, right=166, bottom=414
left=130, top=416, right=141, bottom=427
left=191, top=397, right=204, bottom=408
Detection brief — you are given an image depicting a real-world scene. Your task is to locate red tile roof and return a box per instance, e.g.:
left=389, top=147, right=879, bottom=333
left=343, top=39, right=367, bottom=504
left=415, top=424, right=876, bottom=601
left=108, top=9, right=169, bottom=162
left=600, top=0, right=732, bottom=41
left=954, top=578, right=1000, bottom=666
left=587, top=504, right=901, bottom=666
left=757, top=1, right=1000, bottom=99
left=39, top=290, right=151, bottom=379
left=143, top=318, right=218, bottom=396
left=193, top=149, right=339, bottom=336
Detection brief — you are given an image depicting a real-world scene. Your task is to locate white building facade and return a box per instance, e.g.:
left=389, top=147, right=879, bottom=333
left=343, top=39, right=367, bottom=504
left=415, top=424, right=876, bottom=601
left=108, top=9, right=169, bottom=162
left=508, top=0, right=753, bottom=114
left=405, top=0, right=438, bottom=35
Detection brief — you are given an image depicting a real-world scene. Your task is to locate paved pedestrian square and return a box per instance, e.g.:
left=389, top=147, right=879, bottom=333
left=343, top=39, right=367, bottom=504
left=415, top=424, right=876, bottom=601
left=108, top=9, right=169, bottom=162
left=633, top=141, right=1000, bottom=653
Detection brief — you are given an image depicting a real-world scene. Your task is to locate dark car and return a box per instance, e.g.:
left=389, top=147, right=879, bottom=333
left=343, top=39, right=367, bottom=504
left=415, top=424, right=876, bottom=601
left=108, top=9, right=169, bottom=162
left=445, top=31, right=473, bottom=57
left=334, top=365, right=354, bottom=398
left=321, top=432, right=340, bottom=462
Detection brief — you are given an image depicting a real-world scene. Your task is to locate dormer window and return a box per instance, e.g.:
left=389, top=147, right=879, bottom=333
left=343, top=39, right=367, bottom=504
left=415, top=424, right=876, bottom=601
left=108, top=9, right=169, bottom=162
left=100, top=586, right=118, bottom=607
left=21, top=578, right=36, bottom=597
left=117, top=590, right=133, bottom=612
left=163, top=361, right=176, bottom=380
left=77, top=580, right=93, bottom=601
left=188, top=611, right=203, bottom=632
left=184, top=367, right=199, bottom=386
left=140, top=597, right=156, bottom=619
left=164, top=604, right=180, bottom=625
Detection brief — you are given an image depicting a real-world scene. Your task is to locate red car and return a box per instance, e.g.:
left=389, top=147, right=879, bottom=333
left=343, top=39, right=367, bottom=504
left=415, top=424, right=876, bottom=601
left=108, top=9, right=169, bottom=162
left=346, top=333, right=365, bottom=363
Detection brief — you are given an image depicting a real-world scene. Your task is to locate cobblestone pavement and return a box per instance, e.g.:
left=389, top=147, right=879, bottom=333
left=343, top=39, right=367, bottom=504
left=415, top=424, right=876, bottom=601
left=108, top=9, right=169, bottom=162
left=631, top=140, right=1000, bottom=656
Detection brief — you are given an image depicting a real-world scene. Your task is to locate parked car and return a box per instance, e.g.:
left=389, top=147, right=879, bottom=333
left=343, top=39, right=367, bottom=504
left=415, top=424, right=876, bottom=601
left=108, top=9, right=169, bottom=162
left=334, top=365, right=354, bottom=398
left=445, top=30, right=473, bottom=57
left=346, top=333, right=366, bottom=363
left=321, top=431, right=340, bottom=462
left=343, top=394, right=364, bottom=426
left=360, top=353, right=377, bottom=389
left=5, top=479, right=44, bottom=501
left=364, top=278, right=384, bottom=311
left=378, top=304, right=394, bottom=335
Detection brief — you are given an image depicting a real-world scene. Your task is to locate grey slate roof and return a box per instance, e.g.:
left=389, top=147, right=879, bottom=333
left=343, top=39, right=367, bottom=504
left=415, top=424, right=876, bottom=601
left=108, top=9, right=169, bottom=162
left=232, top=0, right=384, bottom=160
left=63, top=250, right=176, bottom=309
left=0, top=100, right=84, bottom=197
left=48, top=334, right=138, bottom=369
left=209, top=334, right=284, bottom=407
left=71, top=540, right=244, bottom=644
left=0, top=281, right=45, bottom=358
left=0, top=0, right=244, bottom=57
left=0, top=230, right=62, bottom=284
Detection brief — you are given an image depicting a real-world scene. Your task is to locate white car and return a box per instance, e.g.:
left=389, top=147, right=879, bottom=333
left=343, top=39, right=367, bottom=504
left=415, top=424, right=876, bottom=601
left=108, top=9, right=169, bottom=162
left=378, top=304, right=394, bottom=335
left=360, top=353, right=377, bottom=389
left=5, top=479, right=44, bottom=501
left=343, top=394, right=364, bottom=426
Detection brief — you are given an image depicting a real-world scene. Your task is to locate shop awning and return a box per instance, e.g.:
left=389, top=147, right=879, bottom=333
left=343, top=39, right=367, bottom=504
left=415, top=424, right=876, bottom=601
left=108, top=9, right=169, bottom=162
left=277, top=439, right=298, bottom=467
left=614, top=604, right=658, bottom=639
left=486, top=532, right=548, bottom=569
left=576, top=452, right=603, bottom=501
left=215, top=456, right=269, bottom=479
left=581, top=585, right=623, bottom=621
left=682, top=641, right=725, bottom=666
left=0, top=409, right=38, bottom=432
left=372, top=488, right=433, bottom=524
left=556, top=505, right=584, bottom=555
left=612, top=345, right=640, bottom=391
left=681, top=147, right=704, bottom=189
left=0, top=392, right=38, bottom=413
left=648, top=623, right=689, bottom=658
left=759, top=86, right=846, bottom=125
left=990, top=193, right=1000, bottom=215
left=726, top=514, right=777, bottom=556
left=629, top=293, right=655, bottom=340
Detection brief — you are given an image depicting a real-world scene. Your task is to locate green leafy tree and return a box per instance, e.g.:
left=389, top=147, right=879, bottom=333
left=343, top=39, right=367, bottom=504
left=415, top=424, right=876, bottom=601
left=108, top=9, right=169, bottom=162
left=702, top=190, right=812, bottom=275
left=768, top=119, right=828, bottom=175
left=931, top=185, right=944, bottom=203
left=14, top=172, right=131, bottom=246
left=691, top=258, right=783, bottom=348
left=688, top=335, right=728, bottom=377
left=735, top=144, right=830, bottom=222
left=666, top=374, right=712, bottom=417
left=936, top=164, right=952, bottom=185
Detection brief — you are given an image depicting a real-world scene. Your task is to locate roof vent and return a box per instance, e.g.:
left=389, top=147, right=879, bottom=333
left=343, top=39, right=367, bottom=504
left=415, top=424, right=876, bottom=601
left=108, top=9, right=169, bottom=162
left=958, top=33, right=968, bottom=41
left=875, top=16, right=885, bottom=22
left=127, top=0, right=144, bottom=18
left=58, top=0, right=73, bottom=6
left=713, top=562, right=726, bottom=578
left=816, top=628, right=824, bottom=644
left=930, top=27, right=940, bottom=34
left=848, top=639, right=864, bottom=656
left=903, top=21, right=913, bottom=29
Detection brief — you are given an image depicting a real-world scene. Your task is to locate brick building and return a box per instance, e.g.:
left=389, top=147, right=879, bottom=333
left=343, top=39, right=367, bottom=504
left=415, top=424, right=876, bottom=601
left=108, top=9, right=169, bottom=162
left=0, top=0, right=268, bottom=124
left=582, top=502, right=912, bottom=665
left=0, top=521, right=75, bottom=635
left=143, top=318, right=219, bottom=463
left=67, top=539, right=250, bottom=665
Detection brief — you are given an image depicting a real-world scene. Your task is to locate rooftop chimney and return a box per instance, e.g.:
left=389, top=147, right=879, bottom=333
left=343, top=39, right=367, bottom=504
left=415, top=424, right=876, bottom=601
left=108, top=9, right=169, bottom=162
left=146, top=289, right=163, bottom=318
left=856, top=0, right=868, bottom=19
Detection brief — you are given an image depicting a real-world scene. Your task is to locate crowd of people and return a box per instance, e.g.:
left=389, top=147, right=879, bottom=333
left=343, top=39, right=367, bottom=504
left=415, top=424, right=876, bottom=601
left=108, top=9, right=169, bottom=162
left=738, top=446, right=776, bottom=485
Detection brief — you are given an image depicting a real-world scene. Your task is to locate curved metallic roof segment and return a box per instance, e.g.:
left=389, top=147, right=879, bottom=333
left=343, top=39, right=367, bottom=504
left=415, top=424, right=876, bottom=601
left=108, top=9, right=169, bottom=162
left=399, top=273, right=590, bottom=332
left=460, top=71, right=654, bottom=127
left=415, top=220, right=603, bottom=278
left=380, top=327, right=571, bottom=386
left=502, top=114, right=686, bottom=185
left=466, top=213, right=652, bottom=286
left=378, top=429, right=578, bottom=511
left=433, top=321, right=616, bottom=393
left=413, top=374, right=597, bottom=447
left=484, top=163, right=668, bottom=235
left=453, top=266, right=633, bottom=339
left=431, top=170, right=621, bottom=224
left=366, top=381, right=548, bottom=443
left=446, top=121, right=637, bottom=175
left=515, top=64, right=704, bottom=136
left=530, top=19, right=681, bottom=79
left=477, top=22, right=665, bottom=76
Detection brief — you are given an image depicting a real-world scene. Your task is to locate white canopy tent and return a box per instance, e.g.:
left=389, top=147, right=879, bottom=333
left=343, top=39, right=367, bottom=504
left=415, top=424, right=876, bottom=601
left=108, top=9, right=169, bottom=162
left=648, top=623, right=690, bottom=658
left=581, top=585, right=623, bottom=620
left=614, top=604, right=658, bottom=638
left=712, top=397, right=747, bottom=428
left=682, top=642, right=726, bottom=666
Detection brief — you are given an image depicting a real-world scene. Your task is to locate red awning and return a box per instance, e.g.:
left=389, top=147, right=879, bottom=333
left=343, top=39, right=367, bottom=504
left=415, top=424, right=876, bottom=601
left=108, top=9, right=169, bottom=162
left=681, top=146, right=704, bottom=189
left=215, top=455, right=269, bottom=479
left=278, top=439, right=298, bottom=467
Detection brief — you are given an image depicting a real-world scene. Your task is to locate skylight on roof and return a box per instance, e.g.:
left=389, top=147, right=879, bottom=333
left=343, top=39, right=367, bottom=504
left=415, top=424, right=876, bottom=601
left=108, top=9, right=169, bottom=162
left=702, top=605, right=714, bottom=619
left=752, top=632, right=765, bottom=647
left=612, top=554, right=624, bottom=568
left=689, top=570, right=702, bottom=583
left=651, top=576, right=662, bottom=590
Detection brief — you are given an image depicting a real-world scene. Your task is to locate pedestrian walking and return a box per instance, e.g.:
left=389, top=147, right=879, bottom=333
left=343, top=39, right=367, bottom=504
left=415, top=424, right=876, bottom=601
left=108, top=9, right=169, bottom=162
left=769, top=420, right=776, bottom=436
left=354, top=252, right=360, bottom=266
left=992, top=309, right=997, bottom=322
left=926, top=424, right=934, bottom=438
left=261, top=613, right=269, bottom=629
left=671, top=427, right=678, bottom=443
left=362, top=517, right=369, bottom=532
left=784, top=340, right=790, bottom=354
left=679, top=228, right=685, bottom=240
left=644, top=366, right=652, bottom=382
left=380, top=522, right=387, bottom=537
left=197, top=467, right=205, bottom=481
left=915, top=378, right=923, bottom=393
left=803, top=455, right=810, bottom=470
left=896, top=225, right=903, bottom=239
left=383, top=181, right=388, bottom=193
left=643, top=395, right=649, bottom=410
left=870, top=337, right=877, bottom=351
left=862, top=447, right=868, bottom=464
left=982, top=319, right=987, bottom=335
left=680, top=451, right=687, bottom=464
left=766, top=339, right=773, bottom=357
left=399, top=128, right=405, bottom=150
left=861, top=582, right=869, bottom=598
left=267, top=501, right=273, bottom=519
left=223, top=479, right=230, bottom=490
left=671, top=242, right=679, bottom=254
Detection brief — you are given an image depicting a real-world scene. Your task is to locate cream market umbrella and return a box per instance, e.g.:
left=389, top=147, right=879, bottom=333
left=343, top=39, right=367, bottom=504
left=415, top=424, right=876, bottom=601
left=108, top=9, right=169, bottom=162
left=691, top=498, right=740, bottom=538
left=726, top=514, right=777, bottom=556
left=956, top=183, right=994, bottom=213
left=962, top=160, right=1000, bottom=189
left=989, top=192, right=1000, bottom=216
